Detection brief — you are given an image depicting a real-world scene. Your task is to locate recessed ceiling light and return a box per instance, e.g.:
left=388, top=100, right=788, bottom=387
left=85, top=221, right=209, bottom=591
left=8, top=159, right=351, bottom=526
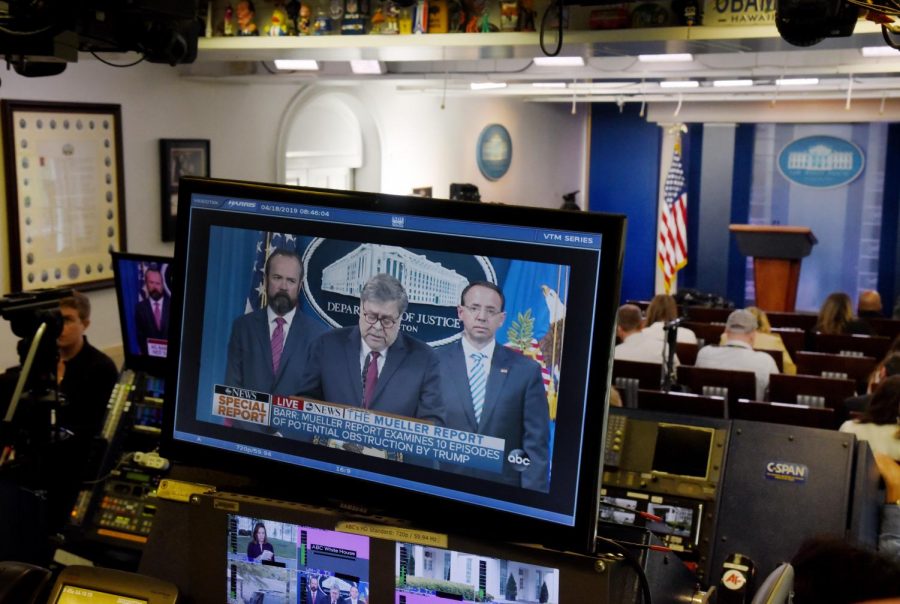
left=569, top=81, right=637, bottom=90
left=659, top=80, right=699, bottom=88
left=775, top=78, right=819, bottom=86
left=861, top=46, right=900, bottom=57
left=274, top=59, right=319, bottom=71
left=350, top=60, right=385, bottom=74
left=470, top=82, right=508, bottom=90
left=712, top=79, right=754, bottom=87
left=533, top=56, right=585, bottom=67
left=638, top=53, right=693, bottom=63
left=532, top=82, right=567, bottom=88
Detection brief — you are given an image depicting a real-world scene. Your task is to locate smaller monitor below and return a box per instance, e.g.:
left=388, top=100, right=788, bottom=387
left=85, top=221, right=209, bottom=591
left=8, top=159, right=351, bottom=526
left=45, top=566, right=178, bottom=604
left=395, top=542, right=561, bottom=604
left=599, top=489, right=704, bottom=555
left=111, top=252, right=174, bottom=375
left=227, top=513, right=371, bottom=604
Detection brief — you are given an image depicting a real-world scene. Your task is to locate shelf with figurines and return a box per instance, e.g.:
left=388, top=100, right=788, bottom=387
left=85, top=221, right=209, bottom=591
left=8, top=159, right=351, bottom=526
left=195, top=0, right=822, bottom=59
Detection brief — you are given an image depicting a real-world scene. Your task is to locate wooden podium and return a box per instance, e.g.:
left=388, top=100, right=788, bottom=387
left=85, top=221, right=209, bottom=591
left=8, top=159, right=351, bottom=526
left=729, top=225, right=817, bottom=312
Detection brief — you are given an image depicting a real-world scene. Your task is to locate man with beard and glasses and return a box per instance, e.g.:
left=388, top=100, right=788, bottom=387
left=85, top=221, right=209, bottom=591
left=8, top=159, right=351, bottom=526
left=134, top=265, right=171, bottom=355
left=225, top=248, right=327, bottom=410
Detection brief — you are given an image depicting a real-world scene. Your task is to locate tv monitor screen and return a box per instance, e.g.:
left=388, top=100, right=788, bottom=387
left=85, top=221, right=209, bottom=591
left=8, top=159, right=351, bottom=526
left=164, top=177, right=625, bottom=554
left=111, top=251, right=174, bottom=375
left=395, top=541, right=560, bottom=603
left=227, top=513, right=370, bottom=604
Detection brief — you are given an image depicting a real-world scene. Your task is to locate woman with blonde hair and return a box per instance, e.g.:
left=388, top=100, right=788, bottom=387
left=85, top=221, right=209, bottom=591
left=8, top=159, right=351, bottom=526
left=720, top=306, right=796, bottom=374
left=642, top=294, right=697, bottom=344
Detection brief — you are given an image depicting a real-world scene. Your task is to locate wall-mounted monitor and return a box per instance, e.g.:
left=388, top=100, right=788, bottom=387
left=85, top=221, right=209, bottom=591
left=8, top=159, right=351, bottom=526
left=111, top=251, right=174, bottom=376
left=163, top=177, right=625, bottom=554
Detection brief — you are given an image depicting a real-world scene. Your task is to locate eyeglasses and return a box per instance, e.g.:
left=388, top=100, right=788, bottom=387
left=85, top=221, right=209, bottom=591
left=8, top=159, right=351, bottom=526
left=464, top=305, right=502, bottom=318
left=361, top=311, right=399, bottom=329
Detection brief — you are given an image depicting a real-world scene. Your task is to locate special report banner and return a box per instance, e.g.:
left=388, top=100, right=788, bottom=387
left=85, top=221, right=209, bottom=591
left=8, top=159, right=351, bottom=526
left=211, top=384, right=505, bottom=474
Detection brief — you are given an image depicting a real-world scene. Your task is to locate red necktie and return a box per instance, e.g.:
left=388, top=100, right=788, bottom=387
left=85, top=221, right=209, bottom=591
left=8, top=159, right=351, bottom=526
left=362, top=351, right=380, bottom=408
left=271, top=317, right=286, bottom=374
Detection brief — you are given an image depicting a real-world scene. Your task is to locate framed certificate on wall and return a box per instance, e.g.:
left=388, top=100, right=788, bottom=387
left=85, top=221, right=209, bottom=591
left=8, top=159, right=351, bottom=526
left=0, top=100, right=127, bottom=292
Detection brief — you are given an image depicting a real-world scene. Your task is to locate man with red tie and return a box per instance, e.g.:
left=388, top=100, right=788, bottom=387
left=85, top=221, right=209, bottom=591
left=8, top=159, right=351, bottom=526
left=134, top=265, right=170, bottom=356
left=225, top=248, right=327, bottom=402
left=298, top=273, right=443, bottom=425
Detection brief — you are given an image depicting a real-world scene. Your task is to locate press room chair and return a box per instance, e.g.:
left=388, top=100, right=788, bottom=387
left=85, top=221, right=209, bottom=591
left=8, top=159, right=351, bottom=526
left=731, top=400, right=835, bottom=430
left=636, top=389, right=727, bottom=419
left=794, top=351, right=878, bottom=395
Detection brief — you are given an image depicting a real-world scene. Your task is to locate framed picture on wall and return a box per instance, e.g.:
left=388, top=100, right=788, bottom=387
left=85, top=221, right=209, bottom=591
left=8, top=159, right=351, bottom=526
left=0, top=99, right=127, bottom=292
left=160, top=138, right=209, bottom=241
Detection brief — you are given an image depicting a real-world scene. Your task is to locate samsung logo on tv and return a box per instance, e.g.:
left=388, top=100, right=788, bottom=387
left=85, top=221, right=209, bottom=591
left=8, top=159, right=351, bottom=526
left=764, top=461, right=808, bottom=483
left=778, top=135, right=865, bottom=189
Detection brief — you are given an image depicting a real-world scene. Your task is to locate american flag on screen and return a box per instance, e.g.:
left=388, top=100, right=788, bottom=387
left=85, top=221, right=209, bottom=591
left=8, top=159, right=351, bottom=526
left=657, top=134, right=688, bottom=294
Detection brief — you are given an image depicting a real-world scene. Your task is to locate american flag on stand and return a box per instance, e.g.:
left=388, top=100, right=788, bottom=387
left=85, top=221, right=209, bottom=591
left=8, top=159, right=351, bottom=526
left=657, top=132, right=688, bottom=294
left=244, top=232, right=302, bottom=314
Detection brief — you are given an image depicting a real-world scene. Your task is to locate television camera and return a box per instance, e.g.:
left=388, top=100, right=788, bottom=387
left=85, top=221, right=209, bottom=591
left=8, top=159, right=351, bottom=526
left=0, top=0, right=202, bottom=78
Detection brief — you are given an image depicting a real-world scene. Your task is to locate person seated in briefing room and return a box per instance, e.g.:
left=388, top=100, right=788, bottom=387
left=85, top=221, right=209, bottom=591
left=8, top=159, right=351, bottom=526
left=839, top=374, right=900, bottom=461
left=718, top=306, right=795, bottom=375
left=57, top=291, right=119, bottom=438
left=814, top=291, right=874, bottom=337
left=841, top=352, right=900, bottom=423
left=226, top=247, right=327, bottom=399
left=858, top=289, right=885, bottom=319
left=695, top=308, right=779, bottom=401
left=437, top=281, right=550, bottom=491
left=642, top=294, right=697, bottom=344
left=246, top=522, right=275, bottom=563
left=614, top=303, right=679, bottom=365
left=298, top=273, right=444, bottom=425
left=134, top=264, right=170, bottom=355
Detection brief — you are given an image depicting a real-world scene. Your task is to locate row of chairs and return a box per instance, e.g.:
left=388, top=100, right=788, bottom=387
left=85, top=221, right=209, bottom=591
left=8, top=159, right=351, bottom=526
left=635, top=389, right=835, bottom=430
left=613, top=359, right=857, bottom=428
left=680, top=320, right=893, bottom=361
left=626, top=299, right=900, bottom=341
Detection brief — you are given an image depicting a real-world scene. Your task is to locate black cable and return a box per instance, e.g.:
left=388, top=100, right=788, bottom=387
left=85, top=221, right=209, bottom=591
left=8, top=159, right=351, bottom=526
left=90, top=52, right=146, bottom=68
left=596, top=535, right=654, bottom=604
left=539, top=0, right=564, bottom=57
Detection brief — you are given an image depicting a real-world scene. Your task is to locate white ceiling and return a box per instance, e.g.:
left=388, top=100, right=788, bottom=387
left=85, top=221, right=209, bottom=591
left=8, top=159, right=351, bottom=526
left=178, top=21, right=900, bottom=103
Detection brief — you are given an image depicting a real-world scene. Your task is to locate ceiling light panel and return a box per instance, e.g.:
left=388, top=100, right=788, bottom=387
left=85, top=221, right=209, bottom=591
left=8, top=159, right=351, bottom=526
left=638, top=53, right=694, bottom=63
left=470, top=82, right=508, bottom=90
left=274, top=59, right=319, bottom=71
left=712, top=79, right=754, bottom=87
left=350, top=60, right=385, bottom=74
left=533, top=56, right=585, bottom=67
left=775, top=78, right=819, bottom=86
left=659, top=80, right=699, bottom=88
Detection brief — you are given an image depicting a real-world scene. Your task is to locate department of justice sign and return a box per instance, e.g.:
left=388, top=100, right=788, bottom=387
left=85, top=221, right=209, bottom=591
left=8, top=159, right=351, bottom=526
left=777, top=135, right=865, bottom=189
left=302, top=239, right=497, bottom=346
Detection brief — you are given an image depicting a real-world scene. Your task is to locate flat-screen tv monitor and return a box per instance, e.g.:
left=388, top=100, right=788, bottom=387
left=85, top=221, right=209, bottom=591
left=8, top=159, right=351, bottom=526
left=163, top=177, right=625, bottom=554
left=111, top=251, right=174, bottom=376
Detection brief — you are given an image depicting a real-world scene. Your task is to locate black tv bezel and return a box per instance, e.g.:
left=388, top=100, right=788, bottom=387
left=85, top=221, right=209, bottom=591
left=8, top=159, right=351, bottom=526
left=110, top=250, right=174, bottom=377
left=161, top=176, right=626, bottom=555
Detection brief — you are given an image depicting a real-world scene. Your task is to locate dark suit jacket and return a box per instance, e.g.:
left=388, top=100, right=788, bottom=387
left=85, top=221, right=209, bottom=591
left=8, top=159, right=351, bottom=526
left=306, top=588, right=327, bottom=604
left=135, top=296, right=170, bottom=354
left=225, top=308, right=327, bottom=396
left=437, top=340, right=550, bottom=491
left=298, top=326, right=444, bottom=425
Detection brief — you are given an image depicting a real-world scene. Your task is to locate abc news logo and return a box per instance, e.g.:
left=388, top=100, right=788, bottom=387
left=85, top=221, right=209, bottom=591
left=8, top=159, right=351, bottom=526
left=507, top=449, right=531, bottom=472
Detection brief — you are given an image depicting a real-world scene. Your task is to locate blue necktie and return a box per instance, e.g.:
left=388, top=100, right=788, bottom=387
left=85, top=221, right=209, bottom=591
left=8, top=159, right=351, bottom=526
left=469, top=352, right=487, bottom=424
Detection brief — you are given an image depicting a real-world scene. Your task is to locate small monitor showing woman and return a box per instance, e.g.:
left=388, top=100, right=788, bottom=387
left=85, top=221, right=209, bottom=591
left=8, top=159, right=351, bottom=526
left=247, top=522, right=276, bottom=564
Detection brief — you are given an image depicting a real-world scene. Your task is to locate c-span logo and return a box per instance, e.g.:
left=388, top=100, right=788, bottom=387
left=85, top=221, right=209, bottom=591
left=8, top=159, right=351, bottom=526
left=764, top=461, right=808, bottom=484
left=777, top=135, right=865, bottom=189
left=302, top=239, right=496, bottom=346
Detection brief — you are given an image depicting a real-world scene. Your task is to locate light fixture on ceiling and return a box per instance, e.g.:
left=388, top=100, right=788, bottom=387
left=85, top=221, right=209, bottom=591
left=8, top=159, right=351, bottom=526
left=274, top=59, right=320, bottom=71
left=861, top=46, right=900, bottom=57
left=775, top=77, right=819, bottom=86
left=712, top=79, right=754, bottom=87
left=638, top=53, right=693, bottom=63
left=532, top=82, right=567, bottom=88
left=568, top=81, right=638, bottom=90
left=470, top=82, right=508, bottom=90
left=659, top=80, right=699, bottom=88
left=350, top=60, right=385, bottom=74
left=533, top=56, right=585, bottom=67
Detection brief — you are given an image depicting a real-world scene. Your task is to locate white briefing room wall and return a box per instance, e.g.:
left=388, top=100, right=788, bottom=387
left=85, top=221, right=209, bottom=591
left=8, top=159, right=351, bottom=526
left=0, top=59, right=589, bottom=372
